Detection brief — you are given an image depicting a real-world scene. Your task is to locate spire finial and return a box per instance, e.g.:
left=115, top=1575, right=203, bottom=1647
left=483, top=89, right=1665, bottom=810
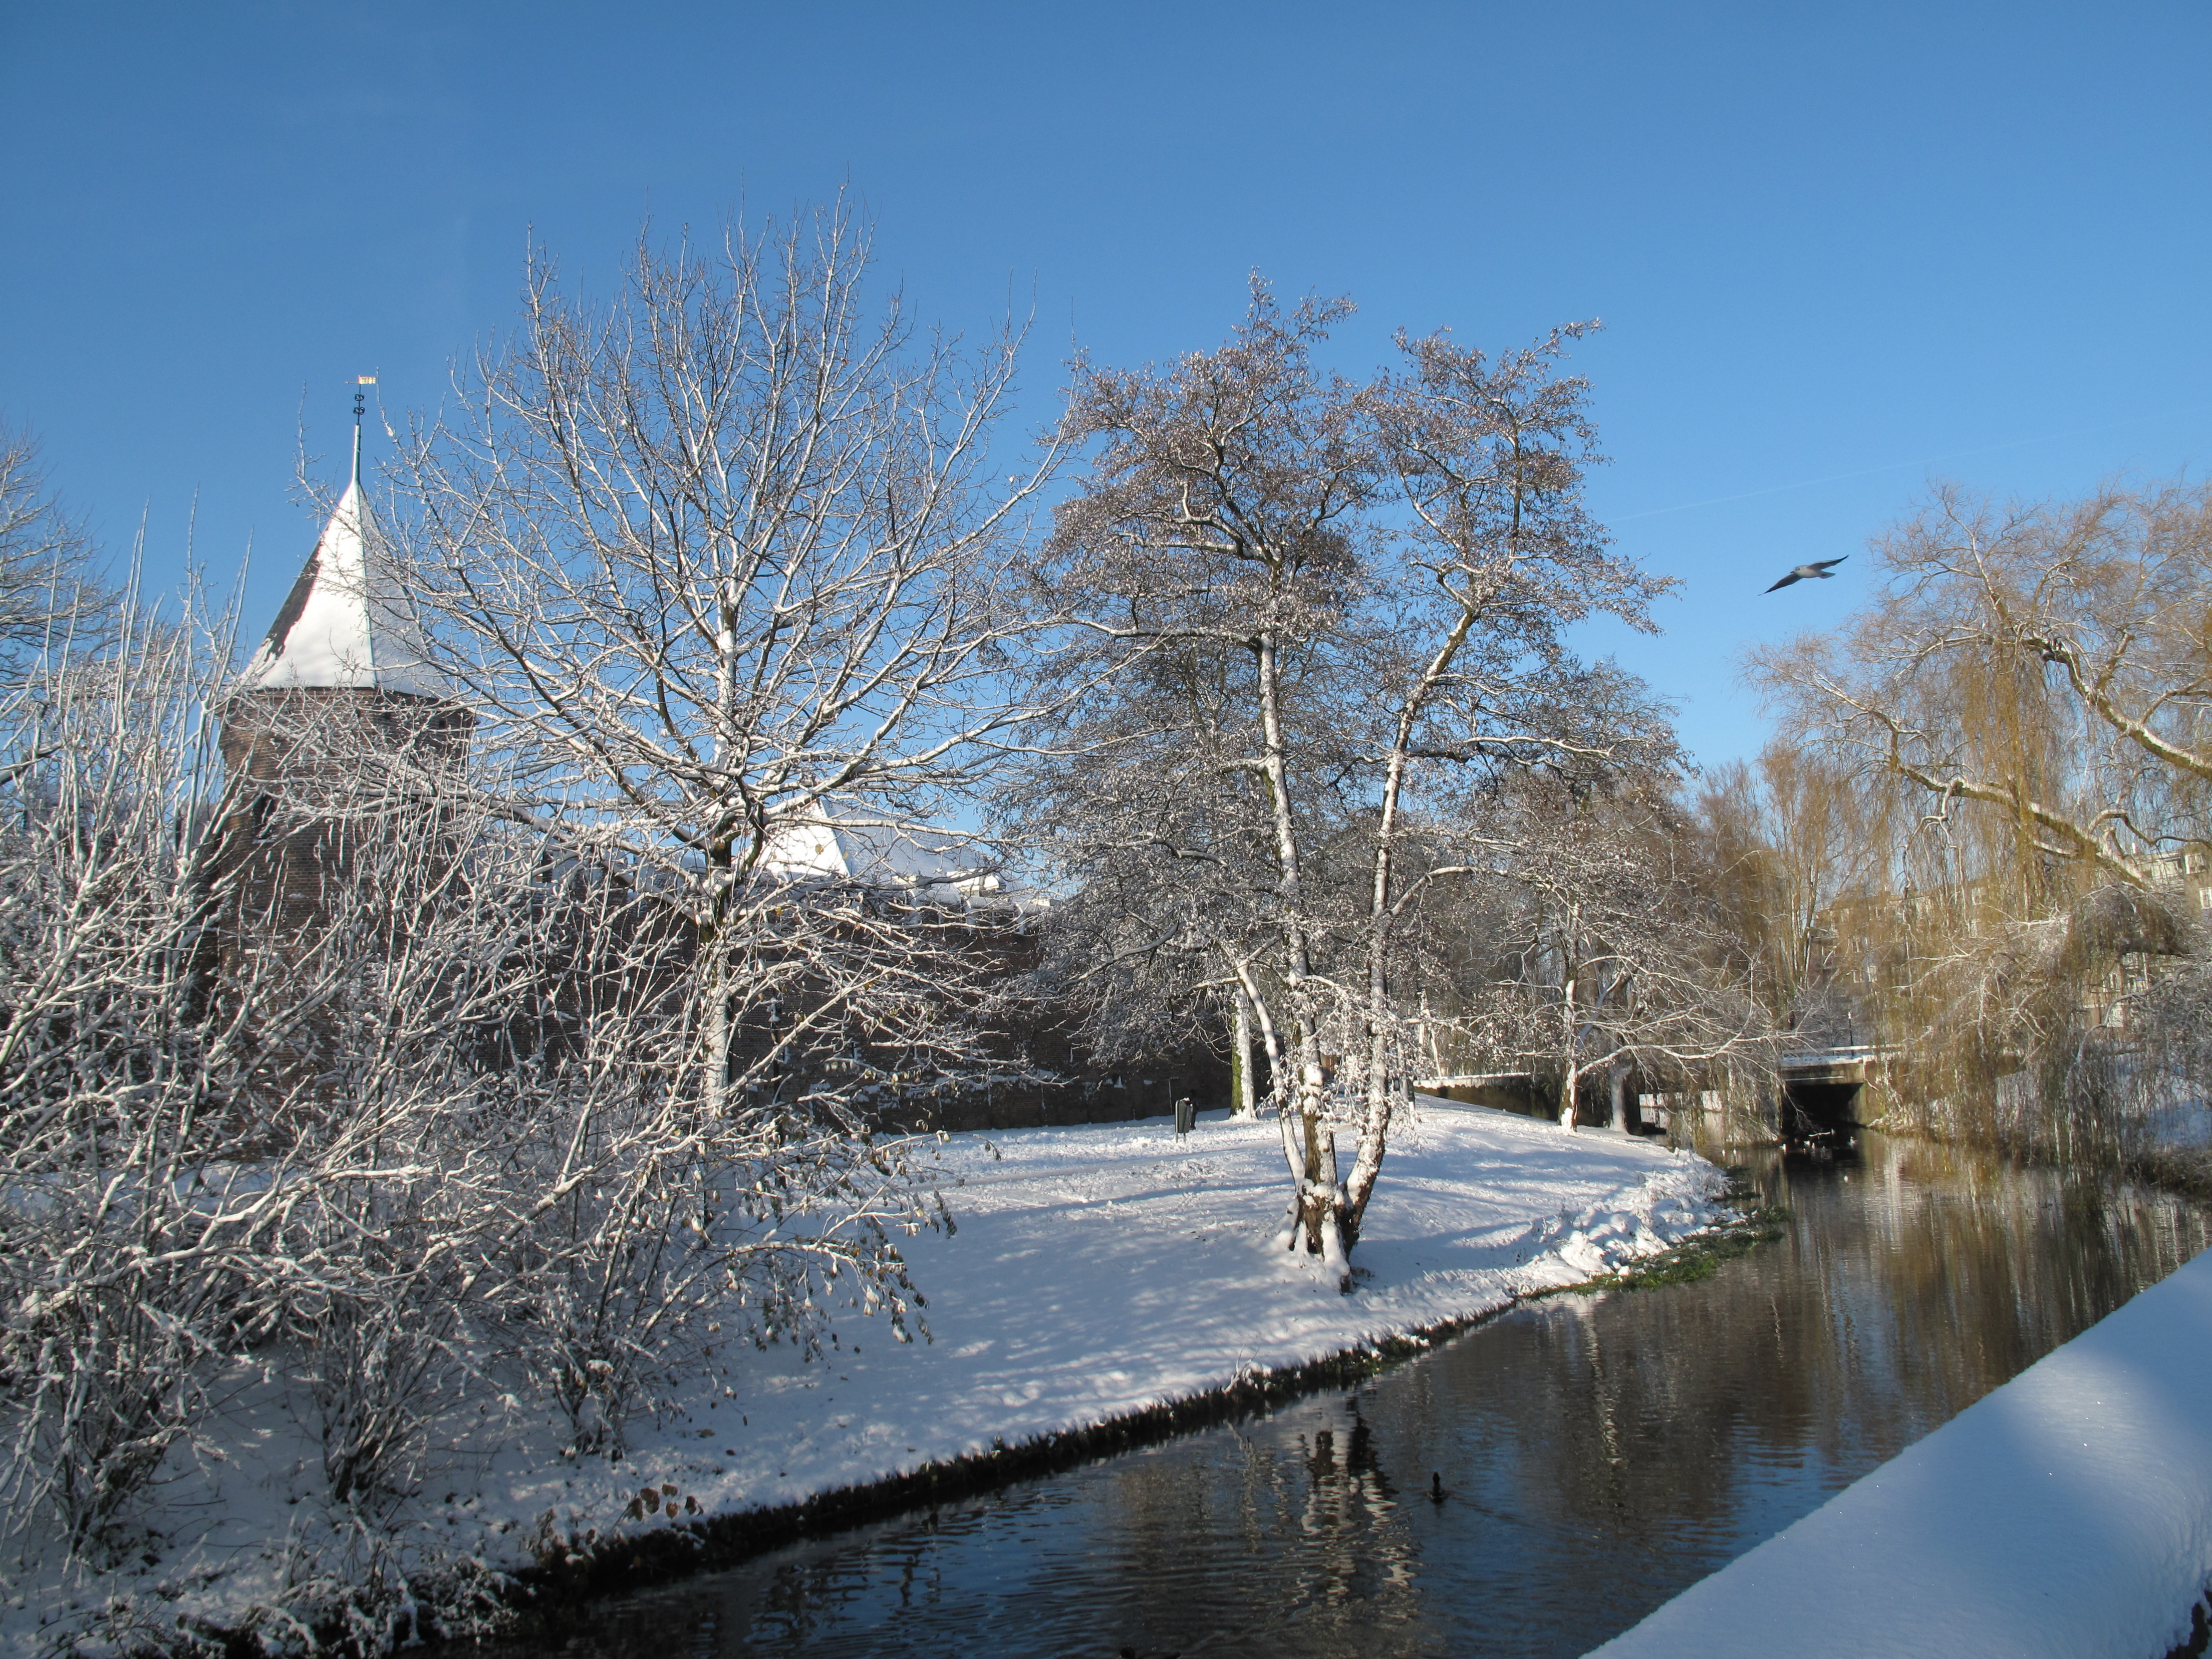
left=352, top=376, right=376, bottom=488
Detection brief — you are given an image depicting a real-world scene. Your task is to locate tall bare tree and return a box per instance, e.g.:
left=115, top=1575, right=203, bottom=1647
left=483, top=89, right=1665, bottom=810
left=1011, top=282, right=1671, bottom=1277
left=386, top=203, right=1064, bottom=1390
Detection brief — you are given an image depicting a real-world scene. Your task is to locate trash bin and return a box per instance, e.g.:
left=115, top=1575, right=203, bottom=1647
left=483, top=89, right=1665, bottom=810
left=1173, top=1096, right=1196, bottom=1136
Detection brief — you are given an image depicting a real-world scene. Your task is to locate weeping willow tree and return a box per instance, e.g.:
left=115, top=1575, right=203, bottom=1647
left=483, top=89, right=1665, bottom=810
left=1748, top=478, right=2212, bottom=1162
left=1691, top=740, right=1887, bottom=1038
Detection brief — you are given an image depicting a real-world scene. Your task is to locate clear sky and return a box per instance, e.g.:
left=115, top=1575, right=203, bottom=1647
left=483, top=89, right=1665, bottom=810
left=3, top=2, right=2207, bottom=767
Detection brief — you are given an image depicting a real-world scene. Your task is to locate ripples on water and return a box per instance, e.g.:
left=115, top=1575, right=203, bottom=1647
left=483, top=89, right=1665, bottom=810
left=519, top=1130, right=2211, bottom=1658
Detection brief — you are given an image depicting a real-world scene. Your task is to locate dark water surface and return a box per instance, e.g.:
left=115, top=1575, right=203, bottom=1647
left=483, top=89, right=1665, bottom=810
left=538, top=1130, right=2212, bottom=1657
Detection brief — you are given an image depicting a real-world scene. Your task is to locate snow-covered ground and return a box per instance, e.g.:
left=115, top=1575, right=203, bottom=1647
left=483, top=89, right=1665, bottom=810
left=1590, top=1223, right=2212, bottom=1659
left=12, top=1097, right=1725, bottom=1656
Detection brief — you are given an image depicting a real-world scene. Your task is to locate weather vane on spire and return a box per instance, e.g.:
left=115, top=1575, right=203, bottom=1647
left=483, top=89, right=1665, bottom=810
left=351, top=375, right=376, bottom=487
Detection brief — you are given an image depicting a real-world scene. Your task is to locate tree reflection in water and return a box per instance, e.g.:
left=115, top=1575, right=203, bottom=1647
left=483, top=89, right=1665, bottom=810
left=507, top=1131, right=2212, bottom=1659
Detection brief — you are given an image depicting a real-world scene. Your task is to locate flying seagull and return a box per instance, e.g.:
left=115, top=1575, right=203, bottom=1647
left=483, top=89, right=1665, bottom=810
left=1766, top=556, right=1848, bottom=593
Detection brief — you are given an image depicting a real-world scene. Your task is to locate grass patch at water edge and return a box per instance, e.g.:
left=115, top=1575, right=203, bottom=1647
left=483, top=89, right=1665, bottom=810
left=1544, top=1184, right=1790, bottom=1295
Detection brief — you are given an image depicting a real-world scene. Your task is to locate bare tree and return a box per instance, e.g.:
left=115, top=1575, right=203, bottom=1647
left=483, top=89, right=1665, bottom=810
left=1347, top=325, right=1676, bottom=1163
left=1010, top=282, right=1672, bottom=1277
left=1462, top=775, right=1779, bottom=1129
left=0, top=419, right=117, bottom=673
left=0, top=603, right=236, bottom=1558
left=387, top=203, right=1059, bottom=1404
left=0, top=588, right=532, bottom=1564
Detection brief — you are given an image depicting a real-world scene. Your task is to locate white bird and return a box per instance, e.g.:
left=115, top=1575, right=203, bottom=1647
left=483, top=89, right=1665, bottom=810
left=1766, top=556, right=1848, bottom=593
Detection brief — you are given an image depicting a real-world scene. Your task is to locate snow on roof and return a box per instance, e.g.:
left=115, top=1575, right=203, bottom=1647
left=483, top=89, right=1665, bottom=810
left=760, top=814, right=982, bottom=885
left=759, top=812, right=1029, bottom=906
left=235, top=481, right=448, bottom=699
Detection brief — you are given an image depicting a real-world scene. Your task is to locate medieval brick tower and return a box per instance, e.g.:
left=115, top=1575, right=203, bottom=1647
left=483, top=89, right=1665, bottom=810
left=209, top=398, right=469, bottom=955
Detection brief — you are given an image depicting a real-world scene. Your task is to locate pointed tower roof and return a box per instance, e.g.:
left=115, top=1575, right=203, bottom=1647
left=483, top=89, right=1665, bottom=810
left=236, top=480, right=449, bottom=699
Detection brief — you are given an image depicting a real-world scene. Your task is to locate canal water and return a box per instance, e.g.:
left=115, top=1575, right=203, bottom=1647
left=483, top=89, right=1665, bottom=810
left=537, top=1129, right=2212, bottom=1657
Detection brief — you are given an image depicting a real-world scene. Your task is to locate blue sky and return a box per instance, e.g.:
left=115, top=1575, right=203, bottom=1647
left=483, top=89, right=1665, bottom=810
left=3, top=2, right=2207, bottom=767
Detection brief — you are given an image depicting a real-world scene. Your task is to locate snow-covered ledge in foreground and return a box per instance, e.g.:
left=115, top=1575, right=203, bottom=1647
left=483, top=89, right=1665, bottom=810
left=1589, top=1225, right=2212, bottom=1659
left=15, top=1097, right=1725, bottom=1655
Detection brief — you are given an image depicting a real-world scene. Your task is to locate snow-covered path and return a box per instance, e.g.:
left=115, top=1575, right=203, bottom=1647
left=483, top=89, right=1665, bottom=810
left=1589, top=1222, right=2212, bottom=1659
left=21, top=1098, right=1723, bottom=1655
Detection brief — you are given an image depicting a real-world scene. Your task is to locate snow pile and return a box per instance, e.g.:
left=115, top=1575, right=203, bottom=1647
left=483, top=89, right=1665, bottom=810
left=1589, top=1230, right=2212, bottom=1659
left=9, top=1097, right=1723, bottom=1656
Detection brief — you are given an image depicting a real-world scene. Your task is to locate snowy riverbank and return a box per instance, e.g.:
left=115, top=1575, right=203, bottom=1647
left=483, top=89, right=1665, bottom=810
left=1590, top=1217, right=2212, bottom=1659
left=11, top=1097, right=1726, bottom=1657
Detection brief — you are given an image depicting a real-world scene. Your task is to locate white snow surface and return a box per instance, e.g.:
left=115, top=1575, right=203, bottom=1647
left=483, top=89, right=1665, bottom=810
left=1590, top=1228, right=2212, bottom=1659
left=11, top=1098, right=1725, bottom=1654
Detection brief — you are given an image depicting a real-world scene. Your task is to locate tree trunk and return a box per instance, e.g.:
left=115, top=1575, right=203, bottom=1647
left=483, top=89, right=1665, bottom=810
left=1231, top=985, right=1256, bottom=1117
left=1346, top=590, right=1482, bottom=1246
left=1557, top=941, right=1580, bottom=1130
left=1253, top=629, right=1346, bottom=1273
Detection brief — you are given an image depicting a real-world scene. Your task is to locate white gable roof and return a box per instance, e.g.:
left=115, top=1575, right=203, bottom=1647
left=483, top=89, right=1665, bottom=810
left=236, top=482, right=447, bottom=698
left=758, top=812, right=1023, bottom=904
